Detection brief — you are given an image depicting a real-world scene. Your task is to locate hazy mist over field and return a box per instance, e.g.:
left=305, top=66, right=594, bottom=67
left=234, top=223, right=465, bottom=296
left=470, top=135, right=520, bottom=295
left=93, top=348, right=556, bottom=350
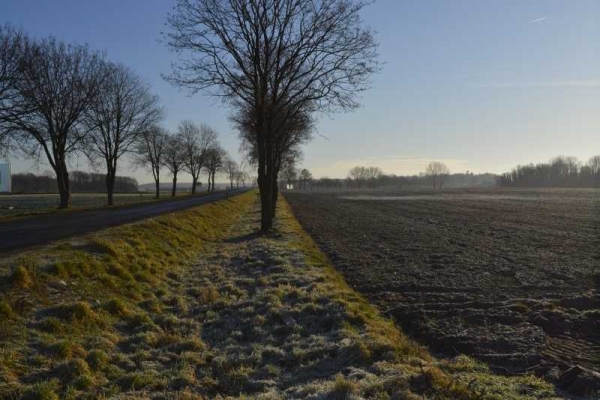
left=2, top=0, right=599, bottom=183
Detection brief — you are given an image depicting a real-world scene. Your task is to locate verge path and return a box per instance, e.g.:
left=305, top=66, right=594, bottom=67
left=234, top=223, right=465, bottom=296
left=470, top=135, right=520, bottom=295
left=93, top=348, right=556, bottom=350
left=0, top=189, right=248, bottom=254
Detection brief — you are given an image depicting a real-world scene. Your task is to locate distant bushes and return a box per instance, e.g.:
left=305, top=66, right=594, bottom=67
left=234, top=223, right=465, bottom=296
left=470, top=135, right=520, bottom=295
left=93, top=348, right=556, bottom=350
left=497, top=156, right=600, bottom=188
left=11, top=171, right=138, bottom=194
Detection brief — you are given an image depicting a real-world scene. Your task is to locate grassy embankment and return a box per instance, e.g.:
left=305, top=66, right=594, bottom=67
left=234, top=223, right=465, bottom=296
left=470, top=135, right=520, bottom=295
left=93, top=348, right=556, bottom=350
left=0, top=190, right=556, bottom=399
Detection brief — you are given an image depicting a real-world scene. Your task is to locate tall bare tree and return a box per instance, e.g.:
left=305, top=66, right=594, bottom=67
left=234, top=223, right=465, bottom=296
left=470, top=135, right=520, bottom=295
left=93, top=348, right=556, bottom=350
left=165, top=0, right=379, bottom=232
left=2, top=37, right=107, bottom=208
left=85, top=63, right=163, bottom=205
left=162, top=132, right=186, bottom=196
left=425, top=161, right=450, bottom=189
left=0, top=25, right=28, bottom=156
left=178, top=121, right=217, bottom=194
left=133, top=126, right=168, bottom=198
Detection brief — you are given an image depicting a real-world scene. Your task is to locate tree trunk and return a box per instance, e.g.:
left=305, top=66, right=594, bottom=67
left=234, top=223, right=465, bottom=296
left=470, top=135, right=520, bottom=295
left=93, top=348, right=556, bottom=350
left=106, top=168, right=116, bottom=206
left=155, top=179, right=160, bottom=199
left=258, top=172, right=273, bottom=232
left=171, top=174, right=177, bottom=197
left=270, top=173, right=279, bottom=219
left=55, top=161, right=71, bottom=209
left=191, top=176, right=197, bottom=194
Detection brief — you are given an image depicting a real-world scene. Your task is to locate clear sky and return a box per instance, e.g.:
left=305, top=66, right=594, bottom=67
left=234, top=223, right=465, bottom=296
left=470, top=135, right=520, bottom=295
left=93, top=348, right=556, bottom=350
left=1, top=0, right=599, bottom=183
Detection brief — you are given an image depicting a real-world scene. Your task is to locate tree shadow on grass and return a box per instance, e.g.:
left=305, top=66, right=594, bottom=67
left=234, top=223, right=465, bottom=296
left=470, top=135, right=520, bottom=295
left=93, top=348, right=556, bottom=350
left=224, top=232, right=262, bottom=244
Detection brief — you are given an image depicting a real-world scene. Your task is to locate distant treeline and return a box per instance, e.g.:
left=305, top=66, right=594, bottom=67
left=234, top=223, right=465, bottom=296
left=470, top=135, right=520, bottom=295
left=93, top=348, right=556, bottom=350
left=497, top=156, right=600, bottom=188
left=12, top=171, right=138, bottom=194
left=303, top=172, right=497, bottom=190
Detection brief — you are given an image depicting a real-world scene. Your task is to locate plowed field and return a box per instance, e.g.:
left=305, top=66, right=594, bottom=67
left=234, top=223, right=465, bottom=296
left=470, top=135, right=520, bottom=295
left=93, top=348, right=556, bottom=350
left=285, top=188, right=600, bottom=378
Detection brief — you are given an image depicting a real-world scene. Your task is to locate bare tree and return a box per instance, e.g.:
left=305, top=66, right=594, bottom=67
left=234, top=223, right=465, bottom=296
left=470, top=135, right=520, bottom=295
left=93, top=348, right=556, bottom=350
left=179, top=121, right=216, bottom=194
left=347, top=166, right=381, bottom=187
left=85, top=63, right=163, bottom=205
left=164, top=0, right=379, bottom=232
left=0, top=25, right=28, bottom=156
left=236, top=158, right=251, bottom=187
left=235, top=169, right=247, bottom=187
left=425, top=161, right=450, bottom=189
left=133, top=126, right=168, bottom=198
left=281, top=160, right=298, bottom=189
left=223, top=157, right=238, bottom=189
left=162, top=132, right=186, bottom=196
left=588, top=155, right=600, bottom=175
left=204, top=145, right=225, bottom=192
left=2, top=37, right=107, bottom=208
left=299, top=169, right=313, bottom=190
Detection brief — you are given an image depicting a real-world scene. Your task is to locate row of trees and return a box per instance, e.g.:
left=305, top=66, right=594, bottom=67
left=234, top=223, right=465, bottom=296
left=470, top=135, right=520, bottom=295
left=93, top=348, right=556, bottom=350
left=11, top=171, right=138, bottom=194
left=0, top=25, right=246, bottom=206
left=345, top=162, right=451, bottom=189
left=281, top=162, right=499, bottom=191
left=0, top=25, right=163, bottom=207
left=132, top=121, right=246, bottom=198
left=497, top=156, right=600, bottom=188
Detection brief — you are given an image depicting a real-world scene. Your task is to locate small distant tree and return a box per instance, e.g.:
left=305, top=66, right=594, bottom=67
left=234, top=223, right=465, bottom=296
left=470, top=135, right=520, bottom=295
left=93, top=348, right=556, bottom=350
left=367, top=166, right=383, bottom=180
left=236, top=158, right=251, bottom=187
left=85, top=63, right=163, bottom=205
left=588, top=155, right=600, bottom=175
left=223, top=157, right=238, bottom=190
left=204, top=145, right=225, bottom=192
left=299, top=169, right=313, bottom=190
left=280, top=159, right=298, bottom=190
left=179, top=121, right=217, bottom=194
left=348, top=166, right=374, bottom=187
left=162, top=133, right=186, bottom=196
left=425, top=161, right=450, bottom=189
left=348, top=166, right=365, bottom=180
left=234, top=170, right=248, bottom=187
left=133, top=126, right=168, bottom=198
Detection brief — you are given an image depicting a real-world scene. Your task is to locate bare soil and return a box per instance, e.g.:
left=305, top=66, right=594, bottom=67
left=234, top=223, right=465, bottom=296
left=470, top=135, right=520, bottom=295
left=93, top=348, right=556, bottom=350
left=285, top=188, right=600, bottom=380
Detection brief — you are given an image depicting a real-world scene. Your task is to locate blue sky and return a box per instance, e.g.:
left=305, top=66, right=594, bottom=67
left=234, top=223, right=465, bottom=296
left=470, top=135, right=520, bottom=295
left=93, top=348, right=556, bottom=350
left=2, top=0, right=599, bottom=182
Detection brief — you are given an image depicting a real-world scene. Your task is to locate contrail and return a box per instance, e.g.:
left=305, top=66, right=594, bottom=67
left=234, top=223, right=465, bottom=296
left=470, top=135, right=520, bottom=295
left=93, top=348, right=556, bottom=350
left=529, top=17, right=547, bottom=23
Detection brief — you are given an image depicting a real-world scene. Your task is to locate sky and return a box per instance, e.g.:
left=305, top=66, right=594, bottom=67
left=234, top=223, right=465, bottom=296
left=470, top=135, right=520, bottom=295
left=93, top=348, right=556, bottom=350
left=1, top=0, right=599, bottom=183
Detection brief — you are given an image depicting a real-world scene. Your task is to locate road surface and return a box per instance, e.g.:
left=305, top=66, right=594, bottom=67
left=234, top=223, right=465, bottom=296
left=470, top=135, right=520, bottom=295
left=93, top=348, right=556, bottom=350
left=0, top=189, right=249, bottom=254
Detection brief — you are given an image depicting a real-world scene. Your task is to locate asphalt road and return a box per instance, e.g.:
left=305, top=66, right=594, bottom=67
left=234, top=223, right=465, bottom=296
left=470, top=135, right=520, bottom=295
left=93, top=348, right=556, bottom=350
left=0, top=189, right=249, bottom=254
